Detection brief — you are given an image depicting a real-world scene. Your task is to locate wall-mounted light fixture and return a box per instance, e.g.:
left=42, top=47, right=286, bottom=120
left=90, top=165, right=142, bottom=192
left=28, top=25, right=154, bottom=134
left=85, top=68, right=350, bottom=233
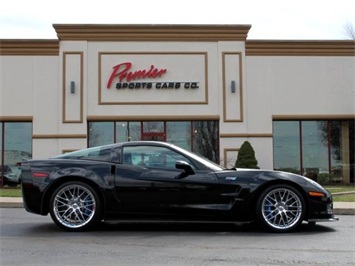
left=70, top=81, right=75, bottom=94
left=231, top=80, right=236, bottom=93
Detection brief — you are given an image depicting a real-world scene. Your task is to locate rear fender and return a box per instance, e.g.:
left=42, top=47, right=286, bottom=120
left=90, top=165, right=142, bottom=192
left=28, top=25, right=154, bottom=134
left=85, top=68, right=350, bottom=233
left=41, top=176, right=108, bottom=217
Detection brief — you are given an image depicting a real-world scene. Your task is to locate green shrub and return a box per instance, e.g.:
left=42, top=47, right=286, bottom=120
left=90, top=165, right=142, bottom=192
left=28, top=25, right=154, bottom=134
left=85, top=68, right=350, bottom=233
left=275, top=168, right=301, bottom=175
left=235, top=141, right=259, bottom=169
left=317, top=173, right=333, bottom=185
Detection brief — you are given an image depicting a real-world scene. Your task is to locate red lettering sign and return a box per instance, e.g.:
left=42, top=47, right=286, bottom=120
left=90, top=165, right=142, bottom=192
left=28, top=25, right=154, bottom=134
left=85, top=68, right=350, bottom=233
left=107, top=62, right=167, bottom=88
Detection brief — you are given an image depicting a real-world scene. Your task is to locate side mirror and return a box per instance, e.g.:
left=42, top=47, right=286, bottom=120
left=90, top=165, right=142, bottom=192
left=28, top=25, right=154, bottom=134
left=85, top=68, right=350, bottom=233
left=175, top=161, right=195, bottom=178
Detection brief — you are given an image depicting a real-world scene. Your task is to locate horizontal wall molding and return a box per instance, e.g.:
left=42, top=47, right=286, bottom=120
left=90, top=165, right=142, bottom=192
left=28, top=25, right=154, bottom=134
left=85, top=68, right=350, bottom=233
left=0, top=116, right=33, bottom=122
left=32, top=134, right=87, bottom=139
left=0, top=40, right=59, bottom=55
left=273, top=114, right=355, bottom=120
left=87, top=115, right=220, bottom=121
left=220, top=133, right=273, bottom=138
left=246, top=40, right=355, bottom=56
left=54, top=24, right=251, bottom=41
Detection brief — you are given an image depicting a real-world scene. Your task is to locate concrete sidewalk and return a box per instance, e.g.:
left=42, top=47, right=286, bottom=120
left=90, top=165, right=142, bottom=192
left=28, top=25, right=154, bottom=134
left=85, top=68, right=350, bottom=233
left=0, top=197, right=354, bottom=215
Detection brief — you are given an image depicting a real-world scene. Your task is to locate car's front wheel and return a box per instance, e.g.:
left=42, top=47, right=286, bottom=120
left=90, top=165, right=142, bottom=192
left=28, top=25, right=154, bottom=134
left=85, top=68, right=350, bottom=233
left=256, top=184, right=305, bottom=232
left=49, top=181, right=101, bottom=231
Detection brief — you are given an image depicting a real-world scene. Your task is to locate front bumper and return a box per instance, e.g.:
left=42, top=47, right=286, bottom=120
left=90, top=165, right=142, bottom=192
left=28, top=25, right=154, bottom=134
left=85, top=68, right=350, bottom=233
left=308, top=217, right=339, bottom=223
left=307, top=193, right=340, bottom=222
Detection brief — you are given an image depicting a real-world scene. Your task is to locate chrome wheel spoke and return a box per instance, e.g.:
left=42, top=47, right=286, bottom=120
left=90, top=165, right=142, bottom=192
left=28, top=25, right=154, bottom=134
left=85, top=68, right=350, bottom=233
left=261, top=188, right=303, bottom=230
left=53, top=184, right=96, bottom=229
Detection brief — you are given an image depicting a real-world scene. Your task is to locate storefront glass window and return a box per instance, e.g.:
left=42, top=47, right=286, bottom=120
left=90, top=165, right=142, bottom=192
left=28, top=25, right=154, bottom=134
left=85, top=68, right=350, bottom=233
left=88, top=122, right=114, bottom=147
left=0, top=123, right=3, bottom=184
left=273, top=120, right=354, bottom=183
left=143, top=121, right=164, bottom=133
left=302, top=121, right=329, bottom=179
left=166, top=122, right=191, bottom=150
left=116, top=122, right=130, bottom=143
left=128, top=122, right=142, bottom=141
left=88, top=120, right=220, bottom=163
left=273, top=121, right=301, bottom=174
left=2, top=122, right=32, bottom=187
left=0, top=122, right=3, bottom=165
left=192, top=121, right=219, bottom=163
left=116, top=122, right=141, bottom=142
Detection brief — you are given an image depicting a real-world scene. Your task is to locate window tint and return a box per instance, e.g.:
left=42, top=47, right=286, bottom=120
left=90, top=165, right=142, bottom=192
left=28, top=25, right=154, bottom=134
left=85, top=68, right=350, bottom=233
left=122, top=145, right=194, bottom=170
left=88, top=122, right=114, bottom=147
left=1, top=122, right=32, bottom=187
left=273, top=120, right=354, bottom=183
left=56, top=146, right=112, bottom=162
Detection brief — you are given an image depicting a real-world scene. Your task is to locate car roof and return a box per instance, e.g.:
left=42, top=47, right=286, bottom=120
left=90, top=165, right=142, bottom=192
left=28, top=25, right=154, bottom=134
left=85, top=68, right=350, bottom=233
left=115, top=141, right=175, bottom=148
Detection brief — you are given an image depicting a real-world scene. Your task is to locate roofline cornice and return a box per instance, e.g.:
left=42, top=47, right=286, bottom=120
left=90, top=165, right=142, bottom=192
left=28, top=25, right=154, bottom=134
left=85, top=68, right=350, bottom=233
left=53, top=24, right=252, bottom=41
left=246, top=40, right=355, bottom=56
left=0, top=39, right=59, bottom=55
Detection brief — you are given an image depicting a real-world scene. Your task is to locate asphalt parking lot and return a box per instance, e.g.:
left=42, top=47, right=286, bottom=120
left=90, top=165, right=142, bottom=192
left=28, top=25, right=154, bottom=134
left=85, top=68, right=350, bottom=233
left=1, top=208, right=354, bottom=266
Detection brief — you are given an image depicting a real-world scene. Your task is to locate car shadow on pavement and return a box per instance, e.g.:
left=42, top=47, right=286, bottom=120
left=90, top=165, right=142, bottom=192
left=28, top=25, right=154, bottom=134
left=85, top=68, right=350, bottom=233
left=5, top=220, right=336, bottom=237
left=90, top=220, right=337, bottom=235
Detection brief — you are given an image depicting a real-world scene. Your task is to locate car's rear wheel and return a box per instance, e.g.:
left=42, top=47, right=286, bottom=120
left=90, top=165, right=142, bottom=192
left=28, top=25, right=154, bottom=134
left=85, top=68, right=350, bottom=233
left=256, top=184, right=305, bottom=232
left=49, top=181, right=101, bottom=231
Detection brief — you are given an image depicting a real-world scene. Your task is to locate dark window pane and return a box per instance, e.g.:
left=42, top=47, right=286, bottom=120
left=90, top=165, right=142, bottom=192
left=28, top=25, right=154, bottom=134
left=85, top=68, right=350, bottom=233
left=3, top=122, right=32, bottom=186
left=56, top=146, right=112, bottom=162
left=302, top=121, right=329, bottom=179
left=192, top=121, right=219, bottom=163
left=0, top=123, right=2, bottom=165
left=273, top=121, right=301, bottom=174
left=143, top=121, right=163, bottom=133
left=116, top=122, right=130, bottom=143
left=123, top=145, right=192, bottom=170
left=166, top=121, right=191, bottom=150
left=88, top=122, right=114, bottom=147
left=116, top=122, right=141, bottom=142
left=327, top=120, right=354, bottom=183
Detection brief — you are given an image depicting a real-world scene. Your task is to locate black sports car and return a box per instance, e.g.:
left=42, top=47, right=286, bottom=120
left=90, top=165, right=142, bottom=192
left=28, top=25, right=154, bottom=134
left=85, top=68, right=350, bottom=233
left=21, top=141, right=338, bottom=232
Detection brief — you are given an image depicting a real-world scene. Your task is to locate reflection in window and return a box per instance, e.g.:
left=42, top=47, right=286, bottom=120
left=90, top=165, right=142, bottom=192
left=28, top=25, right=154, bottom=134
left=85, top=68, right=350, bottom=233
left=116, top=122, right=130, bottom=143
left=88, top=122, right=114, bottom=147
left=166, top=122, right=191, bottom=150
left=4, top=122, right=32, bottom=163
left=0, top=123, right=2, bottom=170
left=273, top=121, right=301, bottom=174
left=143, top=121, right=164, bottom=133
left=123, top=145, right=192, bottom=170
left=116, top=122, right=141, bottom=142
left=88, top=120, right=220, bottom=164
left=273, top=120, right=354, bottom=183
left=1, top=122, right=32, bottom=187
left=193, top=121, right=219, bottom=163
left=56, top=145, right=112, bottom=162
left=302, top=121, right=329, bottom=179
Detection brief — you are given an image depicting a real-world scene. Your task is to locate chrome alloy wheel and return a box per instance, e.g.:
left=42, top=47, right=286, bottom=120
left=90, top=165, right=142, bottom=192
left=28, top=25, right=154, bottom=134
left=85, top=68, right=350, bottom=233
left=53, top=184, right=97, bottom=229
left=261, top=187, right=303, bottom=230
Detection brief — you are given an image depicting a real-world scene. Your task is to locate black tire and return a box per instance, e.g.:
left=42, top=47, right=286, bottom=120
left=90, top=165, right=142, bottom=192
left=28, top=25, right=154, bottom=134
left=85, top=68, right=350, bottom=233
left=256, top=184, right=305, bottom=233
left=49, top=181, right=101, bottom=231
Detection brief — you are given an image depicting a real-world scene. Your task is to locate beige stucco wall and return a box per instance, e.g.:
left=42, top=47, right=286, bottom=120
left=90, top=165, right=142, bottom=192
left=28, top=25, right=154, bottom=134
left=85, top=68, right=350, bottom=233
left=1, top=27, right=354, bottom=170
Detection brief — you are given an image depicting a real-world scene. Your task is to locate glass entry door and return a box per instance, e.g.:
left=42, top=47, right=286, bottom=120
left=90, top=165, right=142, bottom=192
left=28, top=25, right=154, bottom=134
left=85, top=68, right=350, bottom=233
left=141, top=121, right=166, bottom=141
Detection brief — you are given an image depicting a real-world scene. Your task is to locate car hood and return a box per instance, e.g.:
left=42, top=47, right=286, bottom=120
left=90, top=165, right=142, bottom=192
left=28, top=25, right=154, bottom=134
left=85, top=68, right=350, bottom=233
left=214, top=168, right=330, bottom=195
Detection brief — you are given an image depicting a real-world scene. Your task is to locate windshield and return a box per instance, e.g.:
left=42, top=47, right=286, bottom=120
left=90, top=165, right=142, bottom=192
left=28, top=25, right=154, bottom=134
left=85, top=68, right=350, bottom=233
left=170, top=144, right=223, bottom=171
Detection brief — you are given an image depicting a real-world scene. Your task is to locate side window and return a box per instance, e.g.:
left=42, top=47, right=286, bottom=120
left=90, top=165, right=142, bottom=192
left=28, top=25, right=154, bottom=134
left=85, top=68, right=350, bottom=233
left=122, top=145, right=194, bottom=170
left=56, top=146, right=112, bottom=162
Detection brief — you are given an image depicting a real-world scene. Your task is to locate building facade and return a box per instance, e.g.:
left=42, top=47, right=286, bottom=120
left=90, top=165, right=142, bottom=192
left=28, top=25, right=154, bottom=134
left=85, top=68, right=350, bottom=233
left=1, top=24, right=354, bottom=185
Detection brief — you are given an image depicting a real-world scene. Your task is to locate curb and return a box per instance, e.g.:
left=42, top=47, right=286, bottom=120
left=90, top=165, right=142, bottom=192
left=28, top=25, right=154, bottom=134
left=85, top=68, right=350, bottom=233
left=334, top=208, right=355, bottom=215
left=0, top=202, right=23, bottom=208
